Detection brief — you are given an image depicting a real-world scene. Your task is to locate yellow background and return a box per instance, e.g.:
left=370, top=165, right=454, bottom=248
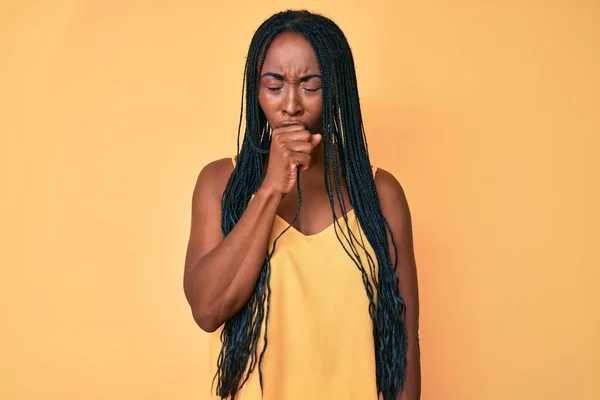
left=2, top=0, right=599, bottom=399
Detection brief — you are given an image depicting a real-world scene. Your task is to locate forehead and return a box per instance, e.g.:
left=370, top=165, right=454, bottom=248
left=261, top=32, right=320, bottom=74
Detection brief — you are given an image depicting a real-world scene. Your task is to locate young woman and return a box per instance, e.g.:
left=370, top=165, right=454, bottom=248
left=184, top=9, right=421, bottom=400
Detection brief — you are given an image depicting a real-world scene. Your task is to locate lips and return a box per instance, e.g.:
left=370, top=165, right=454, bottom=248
left=280, top=120, right=303, bottom=127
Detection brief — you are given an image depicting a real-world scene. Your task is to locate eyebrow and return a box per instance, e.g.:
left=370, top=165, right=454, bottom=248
left=260, top=72, right=322, bottom=82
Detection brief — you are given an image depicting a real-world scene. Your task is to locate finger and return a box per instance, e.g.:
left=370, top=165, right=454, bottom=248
left=281, top=130, right=312, bottom=142
left=286, top=142, right=313, bottom=154
left=272, top=124, right=306, bottom=134
left=310, top=133, right=323, bottom=148
left=298, top=156, right=312, bottom=172
left=291, top=153, right=311, bottom=169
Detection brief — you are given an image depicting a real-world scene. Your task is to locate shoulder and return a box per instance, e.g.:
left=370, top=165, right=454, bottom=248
left=373, top=167, right=412, bottom=224
left=374, top=167, right=409, bottom=208
left=193, top=157, right=235, bottom=200
left=198, top=157, right=235, bottom=182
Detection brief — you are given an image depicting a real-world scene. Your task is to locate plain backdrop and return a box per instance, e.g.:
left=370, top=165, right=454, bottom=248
left=1, top=0, right=599, bottom=399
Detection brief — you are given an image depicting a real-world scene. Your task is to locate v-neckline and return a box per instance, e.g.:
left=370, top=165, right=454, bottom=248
left=274, top=208, right=356, bottom=238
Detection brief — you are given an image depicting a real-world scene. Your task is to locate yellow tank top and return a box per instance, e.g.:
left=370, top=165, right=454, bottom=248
left=207, top=157, right=380, bottom=399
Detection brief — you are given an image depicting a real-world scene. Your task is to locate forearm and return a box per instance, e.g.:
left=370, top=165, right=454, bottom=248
left=399, top=331, right=421, bottom=400
left=399, top=296, right=421, bottom=400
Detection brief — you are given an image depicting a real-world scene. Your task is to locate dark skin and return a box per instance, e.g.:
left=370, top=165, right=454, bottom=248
left=184, top=32, right=420, bottom=399
left=258, top=32, right=350, bottom=234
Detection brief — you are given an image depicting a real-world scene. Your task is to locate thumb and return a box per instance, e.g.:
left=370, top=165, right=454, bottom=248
left=311, top=133, right=323, bottom=147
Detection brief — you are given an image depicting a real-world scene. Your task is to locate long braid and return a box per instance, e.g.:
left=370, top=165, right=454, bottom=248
left=319, top=18, right=408, bottom=398
left=216, top=10, right=408, bottom=400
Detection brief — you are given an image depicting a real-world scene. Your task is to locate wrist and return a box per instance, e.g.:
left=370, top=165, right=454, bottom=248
left=256, top=183, right=285, bottom=203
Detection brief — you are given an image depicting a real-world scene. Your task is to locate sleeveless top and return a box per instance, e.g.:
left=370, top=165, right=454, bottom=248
left=207, top=157, right=380, bottom=400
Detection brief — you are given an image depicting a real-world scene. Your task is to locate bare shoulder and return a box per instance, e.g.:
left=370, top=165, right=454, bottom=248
left=194, top=157, right=235, bottom=201
left=373, top=167, right=410, bottom=213
left=373, top=167, right=416, bottom=272
left=184, top=158, right=235, bottom=277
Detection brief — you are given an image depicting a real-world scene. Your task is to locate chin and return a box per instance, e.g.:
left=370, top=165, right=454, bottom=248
left=307, top=124, right=322, bottom=134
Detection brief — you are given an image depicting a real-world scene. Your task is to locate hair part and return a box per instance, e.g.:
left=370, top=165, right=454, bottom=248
left=215, top=9, right=408, bottom=400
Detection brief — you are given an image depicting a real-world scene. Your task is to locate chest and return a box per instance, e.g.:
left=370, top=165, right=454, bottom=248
left=276, top=185, right=353, bottom=236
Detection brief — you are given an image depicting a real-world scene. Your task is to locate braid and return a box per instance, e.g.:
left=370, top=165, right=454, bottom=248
left=216, top=10, right=407, bottom=400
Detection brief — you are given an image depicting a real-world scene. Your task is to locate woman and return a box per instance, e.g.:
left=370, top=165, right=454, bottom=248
left=183, top=9, right=420, bottom=400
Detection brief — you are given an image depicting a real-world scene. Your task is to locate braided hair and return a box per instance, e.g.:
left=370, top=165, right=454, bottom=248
left=215, top=9, right=408, bottom=400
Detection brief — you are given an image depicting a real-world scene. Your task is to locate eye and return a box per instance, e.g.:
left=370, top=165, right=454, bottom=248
left=266, top=86, right=283, bottom=92
left=301, top=78, right=322, bottom=92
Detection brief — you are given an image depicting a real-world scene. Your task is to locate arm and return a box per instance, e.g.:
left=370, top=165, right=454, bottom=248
left=375, top=168, right=421, bottom=400
left=184, top=127, right=321, bottom=333
left=183, top=158, right=283, bottom=332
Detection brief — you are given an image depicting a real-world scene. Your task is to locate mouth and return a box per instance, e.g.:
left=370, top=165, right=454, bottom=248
left=280, top=120, right=303, bottom=127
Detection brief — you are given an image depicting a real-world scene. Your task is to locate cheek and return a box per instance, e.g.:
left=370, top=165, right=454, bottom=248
left=307, top=95, right=323, bottom=116
left=258, top=90, right=274, bottom=117
left=257, top=89, right=266, bottom=110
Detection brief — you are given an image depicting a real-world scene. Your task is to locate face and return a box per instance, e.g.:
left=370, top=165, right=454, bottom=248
left=258, top=32, right=323, bottom=134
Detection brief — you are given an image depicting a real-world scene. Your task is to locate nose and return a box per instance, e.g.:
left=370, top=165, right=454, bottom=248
left=282, top=86, right=303, bottom=117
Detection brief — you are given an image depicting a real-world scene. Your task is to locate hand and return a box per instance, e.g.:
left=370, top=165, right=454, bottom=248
left=261, top=123, right=322, bottom=196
